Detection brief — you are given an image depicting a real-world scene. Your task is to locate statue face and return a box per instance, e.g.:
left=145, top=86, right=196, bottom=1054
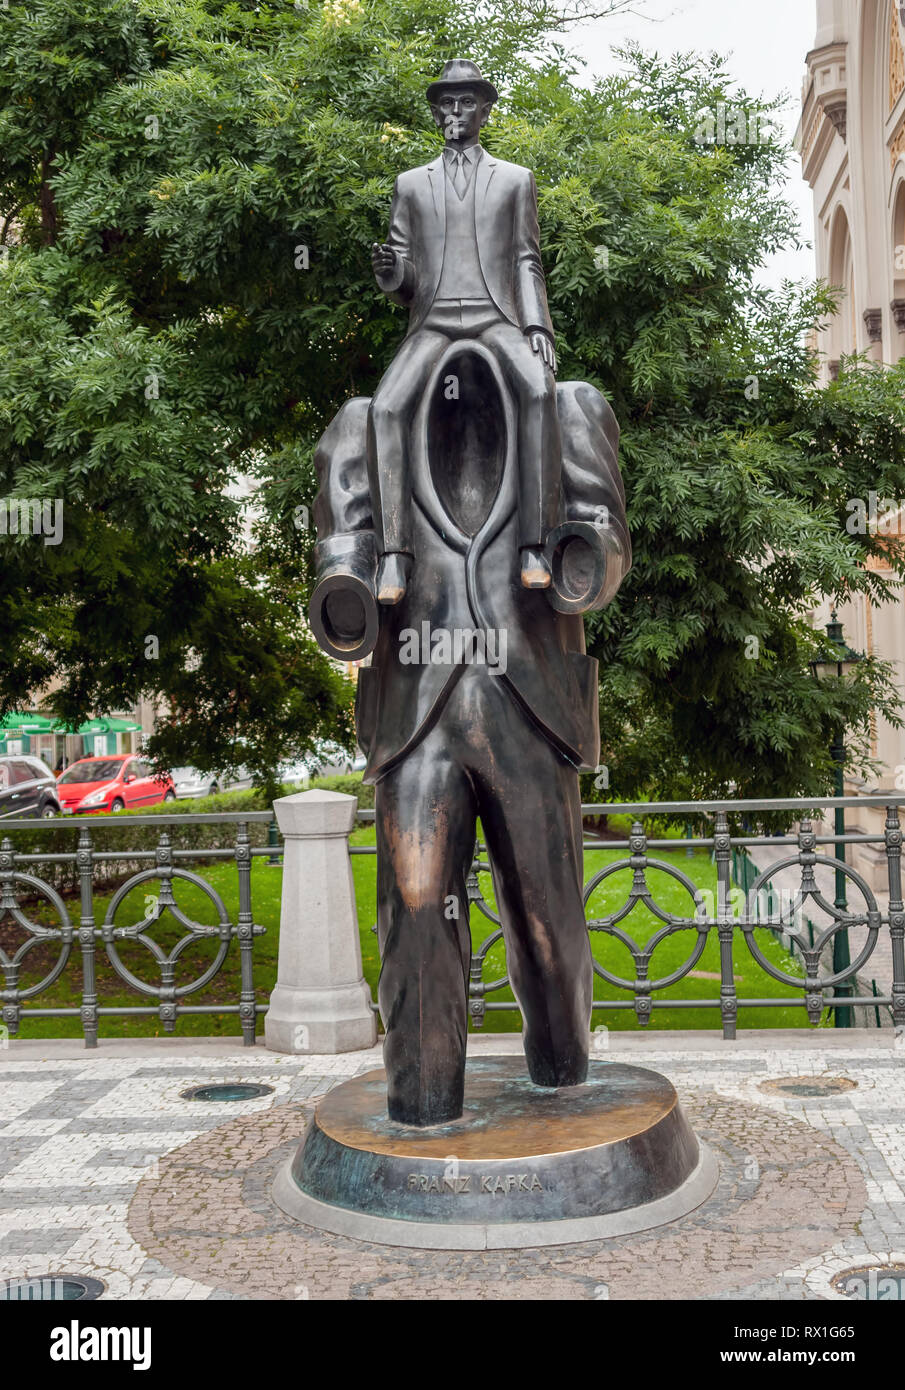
left=430, top=87, right=491, bottom=144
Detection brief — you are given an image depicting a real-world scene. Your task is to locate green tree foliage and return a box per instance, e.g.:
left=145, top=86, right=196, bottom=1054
left=1, top=0, right=902, bottom=797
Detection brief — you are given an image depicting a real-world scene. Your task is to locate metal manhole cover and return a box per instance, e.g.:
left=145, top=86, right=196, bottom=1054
left=759, top=1075, right=856, bottom=1098
left=180, top=1082, right=274, bottom=1102
left=1, top=1274, right=105, bottom=1301
left=832, top=1264, right=905, bottom=1299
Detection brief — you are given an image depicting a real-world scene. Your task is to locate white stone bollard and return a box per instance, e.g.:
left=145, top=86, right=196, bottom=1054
left=264, top=789, right=377, bottom=1054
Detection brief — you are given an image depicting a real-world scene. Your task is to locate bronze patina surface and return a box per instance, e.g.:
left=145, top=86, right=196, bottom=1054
left=315, top=1056, right=679, bottom=1159
left=307, top=59, right=632, bottom=1127
left=283, top=1058, right=708, bottom=1238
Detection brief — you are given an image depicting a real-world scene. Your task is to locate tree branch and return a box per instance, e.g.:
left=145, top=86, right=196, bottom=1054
left=516, top=0, right=656, bottom=30
left=0, top=207, right=19, bottom=246
left=40, top=146, right=58, bottom=246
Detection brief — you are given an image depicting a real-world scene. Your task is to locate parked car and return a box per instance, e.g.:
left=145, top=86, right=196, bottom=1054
left=314, top=741, right=362, bottom=776
left=275, top=759, right=312, bottom=789
left=55, top=756, right=175, bottom=815
left=277, top=741, right=361, bottom=784
left=169, top=765, right=254, bottom=800
left=0, top=755, right=62, bottom=819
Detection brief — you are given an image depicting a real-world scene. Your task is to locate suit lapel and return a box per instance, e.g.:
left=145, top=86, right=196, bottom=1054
left=473, top=154, right=496, bottom=280
left=419, top=152, right=496, bottom=324
left=426, top=158, right=445, bottom=223
left=419, top=159, right=445, bottom=326
left=474, top=153, right=496, bottom=207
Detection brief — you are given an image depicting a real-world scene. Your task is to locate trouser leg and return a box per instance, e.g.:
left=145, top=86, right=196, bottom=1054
left=478, top=321, right=562, bottom=549
left=367, top=328, right=449, bottom=558
left=375, top=730, right=477, bottom=1124
left=470, top=685, right=592, bottom=1086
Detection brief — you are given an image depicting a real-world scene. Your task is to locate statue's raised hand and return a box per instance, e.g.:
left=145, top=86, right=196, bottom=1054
left=372, top=242, right=398, bottom=278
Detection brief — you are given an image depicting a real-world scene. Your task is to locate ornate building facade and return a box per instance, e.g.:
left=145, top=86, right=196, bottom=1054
left=798, top=2, right=905, bottom=884
left=799, top=0, right=905, bottom=377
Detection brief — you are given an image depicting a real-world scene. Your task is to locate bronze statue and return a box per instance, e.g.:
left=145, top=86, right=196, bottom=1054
left=310, top=59, right=631, bottom=1127
left=368, top=59, right=559, bottom=601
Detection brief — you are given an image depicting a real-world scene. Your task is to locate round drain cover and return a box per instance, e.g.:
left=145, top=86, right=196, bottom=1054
left=180, top=1082, right=274, bottom=1102
left=759, top=1075, right=856, bottom=1098
left=1, top=1274, right=104, bottom=1301
left=832, top=1264, right=905, bottom=1299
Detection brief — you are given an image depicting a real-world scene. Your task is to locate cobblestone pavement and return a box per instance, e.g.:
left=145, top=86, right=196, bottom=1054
left=0, top=1034, right=903, bottom=1300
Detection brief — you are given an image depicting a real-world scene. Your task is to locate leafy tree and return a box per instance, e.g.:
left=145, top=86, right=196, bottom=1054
left=536, top=48, right=905, bottom=800
left=1, top=0, right=902, bottom=800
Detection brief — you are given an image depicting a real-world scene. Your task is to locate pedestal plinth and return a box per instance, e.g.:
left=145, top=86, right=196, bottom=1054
left=273, top=1057, right=718, bottom=1250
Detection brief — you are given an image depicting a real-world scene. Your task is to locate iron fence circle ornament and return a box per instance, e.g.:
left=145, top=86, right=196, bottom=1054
left=0, top=871, right=73, bottom=1000
left=102, top=864, right=233, bottom=1000
left=468, top=856, right=500, bottom=925
left=742, top=849, right=880, bottom=992
left=582, top=855, right=710, bottom=993
left=468, top=927, right=509, bottom=992
left=180, top=1082, right=274, bottom=1102
left=1, top=1274, right=105, bottom=1301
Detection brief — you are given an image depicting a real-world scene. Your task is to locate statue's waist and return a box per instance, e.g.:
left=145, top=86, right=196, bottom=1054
left=420, top=298, right=503, bottom=335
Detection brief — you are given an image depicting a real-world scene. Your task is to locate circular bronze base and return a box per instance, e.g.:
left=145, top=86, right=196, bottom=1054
left=273, top=1057, right=718, bottom=1250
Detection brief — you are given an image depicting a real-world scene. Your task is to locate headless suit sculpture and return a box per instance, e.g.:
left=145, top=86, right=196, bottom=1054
left=309, top=60, right=632, bottom=1126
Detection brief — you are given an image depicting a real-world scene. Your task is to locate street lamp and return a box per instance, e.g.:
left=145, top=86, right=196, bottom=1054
left=809, top=610, right=863, bottom=1028
left=809, top=610, right=862, bottom=683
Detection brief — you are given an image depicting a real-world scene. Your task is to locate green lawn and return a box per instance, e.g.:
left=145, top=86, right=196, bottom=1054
left=10, top=816, right=825, bottom=1040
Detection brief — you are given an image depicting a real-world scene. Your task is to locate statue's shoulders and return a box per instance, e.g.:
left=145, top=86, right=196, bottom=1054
left=484, top=155, right=530, bottom=175
left=480, top=156, right=535, bottom=188
left=397, top=159, right=441, bottom=184
left=397, top=154, right=533, bottom=179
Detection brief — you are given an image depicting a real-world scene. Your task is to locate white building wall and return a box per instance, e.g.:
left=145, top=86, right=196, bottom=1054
left=800, top=3, right=905, bottom=884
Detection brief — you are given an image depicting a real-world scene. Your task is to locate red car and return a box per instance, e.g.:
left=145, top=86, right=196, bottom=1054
left=56, top=756, right=176, bottom=815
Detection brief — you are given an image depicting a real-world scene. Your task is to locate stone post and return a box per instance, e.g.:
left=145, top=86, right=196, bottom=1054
left=264, top=789, right=377, bottom=1054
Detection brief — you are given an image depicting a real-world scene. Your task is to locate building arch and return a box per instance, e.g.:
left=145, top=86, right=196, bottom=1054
left=891, top=0, right=905, bottom=112
left=849, top=0, right=892, bottom=354
left=891, top=165, right=905, bottom=355
left=827, top=202, right=857, bottom=366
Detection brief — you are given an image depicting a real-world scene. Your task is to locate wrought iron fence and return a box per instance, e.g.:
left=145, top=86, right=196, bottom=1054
left=0, top=812, right=274, bottom=1047
left=357, top=795, right=905, bottom=1035
left=2, top=795, right=904, bottom=1047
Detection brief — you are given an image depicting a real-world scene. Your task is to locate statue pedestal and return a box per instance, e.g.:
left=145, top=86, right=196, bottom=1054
left=273, top=1057, right=717, bottom=1250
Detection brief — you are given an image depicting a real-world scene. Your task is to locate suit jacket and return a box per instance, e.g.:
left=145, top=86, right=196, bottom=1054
left=376, top=152, right=554, bottom=337
left=313, top=371, right=631, bottom=785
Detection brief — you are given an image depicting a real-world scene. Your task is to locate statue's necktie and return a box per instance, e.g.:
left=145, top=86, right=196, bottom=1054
left=451, top=152, right=467, bottom=198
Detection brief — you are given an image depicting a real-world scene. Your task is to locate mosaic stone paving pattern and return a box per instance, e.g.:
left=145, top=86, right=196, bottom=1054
left=0, top=1037, right=903, bottom=1300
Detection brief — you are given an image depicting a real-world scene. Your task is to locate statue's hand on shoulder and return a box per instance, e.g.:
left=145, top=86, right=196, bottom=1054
left=371, top=242, right=398, bottom=281
left=528, top=330, right=557, bottom=375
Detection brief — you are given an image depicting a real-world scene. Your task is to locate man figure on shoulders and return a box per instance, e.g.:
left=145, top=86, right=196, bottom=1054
left=369, top=59, right=560, bottom=602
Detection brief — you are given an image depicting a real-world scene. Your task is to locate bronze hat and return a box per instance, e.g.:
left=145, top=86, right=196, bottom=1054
left=426, top=59, right=498, bottom=107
